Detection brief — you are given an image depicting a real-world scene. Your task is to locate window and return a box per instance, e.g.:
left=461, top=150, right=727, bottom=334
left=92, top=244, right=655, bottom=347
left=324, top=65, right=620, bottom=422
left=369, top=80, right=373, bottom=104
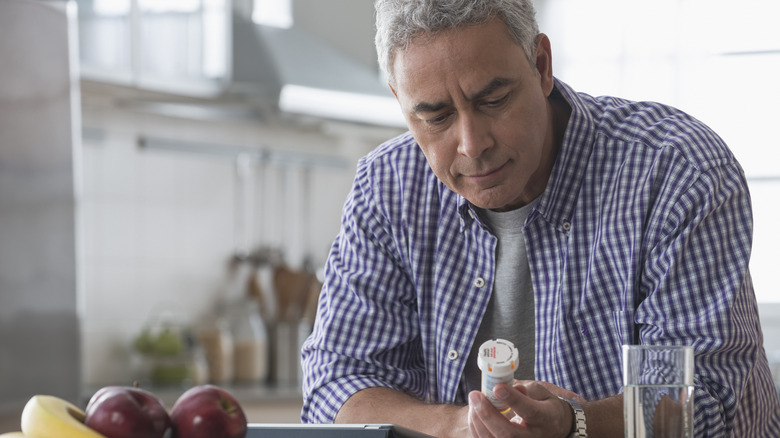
left=253, top=0, right=293, bottom=28
left=77, top=0, right=228, bottom=91
left=78, top=0, right=132, bottom=76
left=137, top=0, right=227, bottom=81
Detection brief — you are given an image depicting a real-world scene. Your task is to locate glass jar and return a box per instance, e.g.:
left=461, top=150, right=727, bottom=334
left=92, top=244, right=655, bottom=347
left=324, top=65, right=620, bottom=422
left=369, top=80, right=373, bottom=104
left=195, top=315, right=234, bottom=384
left=229, top=298, right=269, bottom=384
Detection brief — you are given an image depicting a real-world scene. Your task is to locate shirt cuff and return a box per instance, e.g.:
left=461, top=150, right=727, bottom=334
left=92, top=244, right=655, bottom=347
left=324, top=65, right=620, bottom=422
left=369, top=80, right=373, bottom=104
left=302, top=374, right=397, bottom=423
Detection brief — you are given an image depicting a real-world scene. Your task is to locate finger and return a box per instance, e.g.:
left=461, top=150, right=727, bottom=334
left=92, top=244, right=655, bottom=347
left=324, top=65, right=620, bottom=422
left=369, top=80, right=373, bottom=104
left=472, top=387, right=531, bottom=437
left=499, top=383, right=550, bottom=420
left=524, top=380, right=582, bottom=402
left=501, top=382, right=572, bottom=436
left=468, top=391, right=499, bottom=437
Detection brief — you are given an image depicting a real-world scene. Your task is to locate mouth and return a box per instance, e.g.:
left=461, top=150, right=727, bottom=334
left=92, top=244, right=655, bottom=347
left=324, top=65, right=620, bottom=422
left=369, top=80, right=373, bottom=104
left=465, top=162, right=507, bottom=181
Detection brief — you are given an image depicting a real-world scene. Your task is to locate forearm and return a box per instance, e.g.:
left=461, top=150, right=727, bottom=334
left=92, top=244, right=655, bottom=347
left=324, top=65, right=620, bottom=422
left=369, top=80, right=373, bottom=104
left=335, top=387, right=469, bottom=437
left=581, top=394, right=623, bottom=437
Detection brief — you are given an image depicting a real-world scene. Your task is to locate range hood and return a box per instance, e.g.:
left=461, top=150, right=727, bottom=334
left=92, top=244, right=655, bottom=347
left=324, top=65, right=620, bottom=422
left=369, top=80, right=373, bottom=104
left=229, top=11, right=406, bottom=128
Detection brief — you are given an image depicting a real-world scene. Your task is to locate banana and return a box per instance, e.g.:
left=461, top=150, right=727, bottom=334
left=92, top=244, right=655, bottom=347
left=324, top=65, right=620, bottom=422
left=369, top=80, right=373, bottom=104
left=0, top=433, right=29, bottom=438
left=20, top=395, right=106, bottom=438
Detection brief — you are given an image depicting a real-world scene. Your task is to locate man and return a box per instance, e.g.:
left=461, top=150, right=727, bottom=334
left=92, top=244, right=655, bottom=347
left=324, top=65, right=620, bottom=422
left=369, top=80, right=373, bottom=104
left=301, top=0, right=780, bottom=436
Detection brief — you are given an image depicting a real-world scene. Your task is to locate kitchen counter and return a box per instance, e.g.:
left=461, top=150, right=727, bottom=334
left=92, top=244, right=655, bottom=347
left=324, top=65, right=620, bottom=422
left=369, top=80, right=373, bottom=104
left=1, top=404, right=303, bottom=434
left=1, top=384, right=304, bottom=434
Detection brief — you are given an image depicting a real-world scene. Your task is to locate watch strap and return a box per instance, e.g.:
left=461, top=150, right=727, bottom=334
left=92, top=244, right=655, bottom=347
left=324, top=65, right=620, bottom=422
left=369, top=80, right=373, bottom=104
left=558, top=396, right=587, bottom=438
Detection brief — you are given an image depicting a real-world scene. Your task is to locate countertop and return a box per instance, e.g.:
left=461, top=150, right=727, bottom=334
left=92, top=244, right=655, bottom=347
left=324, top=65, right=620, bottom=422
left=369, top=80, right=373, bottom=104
left=0, top=384, right=304, bottom=434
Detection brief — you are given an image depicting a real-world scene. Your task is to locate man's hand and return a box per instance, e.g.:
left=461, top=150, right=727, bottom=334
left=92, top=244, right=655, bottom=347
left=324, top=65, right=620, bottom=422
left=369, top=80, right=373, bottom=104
left=468, top=381, right=575, bottom=437
left=469, top=381, right=624, bottom=437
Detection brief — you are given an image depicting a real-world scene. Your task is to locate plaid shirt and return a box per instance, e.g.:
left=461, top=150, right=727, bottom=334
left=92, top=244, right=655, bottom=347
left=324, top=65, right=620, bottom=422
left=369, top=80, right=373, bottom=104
left=301, top=79, right=780, bottom=436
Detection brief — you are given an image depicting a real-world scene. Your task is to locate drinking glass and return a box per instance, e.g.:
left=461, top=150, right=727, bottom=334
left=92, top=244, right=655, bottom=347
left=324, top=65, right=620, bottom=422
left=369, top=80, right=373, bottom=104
left=623, top=345, right=694, bottom=438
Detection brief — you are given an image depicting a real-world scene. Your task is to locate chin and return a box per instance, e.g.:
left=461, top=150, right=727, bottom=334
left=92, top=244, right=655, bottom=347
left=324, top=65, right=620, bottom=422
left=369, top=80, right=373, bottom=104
left=464, top=190, right=517, bottom=212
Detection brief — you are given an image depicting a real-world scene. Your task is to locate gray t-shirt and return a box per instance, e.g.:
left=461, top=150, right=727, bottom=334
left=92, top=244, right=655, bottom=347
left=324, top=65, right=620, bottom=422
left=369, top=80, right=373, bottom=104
left=463, top=199, right=538, bottom=393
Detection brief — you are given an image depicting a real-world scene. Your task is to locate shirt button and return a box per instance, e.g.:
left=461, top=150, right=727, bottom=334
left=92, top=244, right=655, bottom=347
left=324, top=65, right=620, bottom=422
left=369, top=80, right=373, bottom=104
left=448, top=350, right=459, bottom=360
left=474, top=277, right=486, bottom=288
left=562, top=221, right=572, bottom=231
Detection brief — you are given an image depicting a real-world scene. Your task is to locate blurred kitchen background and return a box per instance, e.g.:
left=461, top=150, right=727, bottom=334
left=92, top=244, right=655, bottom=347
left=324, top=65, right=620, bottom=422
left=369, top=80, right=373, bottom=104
left=1, top=0, right=779, bottom=430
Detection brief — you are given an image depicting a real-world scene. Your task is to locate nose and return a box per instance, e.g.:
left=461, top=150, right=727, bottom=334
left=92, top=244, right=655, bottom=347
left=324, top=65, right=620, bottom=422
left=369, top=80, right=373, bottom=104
left=456, top=113, right=494, bottom=158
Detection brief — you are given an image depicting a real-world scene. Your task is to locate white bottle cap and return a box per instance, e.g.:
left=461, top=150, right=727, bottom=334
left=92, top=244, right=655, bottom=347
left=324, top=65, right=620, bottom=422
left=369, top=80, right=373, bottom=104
left=477, top=339, right=519, bottom=377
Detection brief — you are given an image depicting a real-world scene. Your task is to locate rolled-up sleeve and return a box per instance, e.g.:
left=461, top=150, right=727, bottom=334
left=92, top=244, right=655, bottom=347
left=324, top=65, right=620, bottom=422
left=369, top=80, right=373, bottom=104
left=300, top=155, right=426, bottom=423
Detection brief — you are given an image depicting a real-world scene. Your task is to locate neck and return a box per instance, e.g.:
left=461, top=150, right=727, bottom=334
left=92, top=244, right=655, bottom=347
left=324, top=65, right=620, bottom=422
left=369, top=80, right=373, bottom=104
left=549, top=86, right=572, bottom=151
left=530, top=87, right=570, bottom=198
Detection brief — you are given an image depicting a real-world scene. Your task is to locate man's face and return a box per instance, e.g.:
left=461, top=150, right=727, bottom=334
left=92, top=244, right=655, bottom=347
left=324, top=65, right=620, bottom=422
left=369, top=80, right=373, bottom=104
left=390, top=18, right=558, bottom=211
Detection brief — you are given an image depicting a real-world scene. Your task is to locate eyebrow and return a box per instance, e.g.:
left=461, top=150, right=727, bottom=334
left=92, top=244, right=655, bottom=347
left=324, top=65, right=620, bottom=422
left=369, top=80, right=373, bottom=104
left=411, top=77, right=516, bottom=115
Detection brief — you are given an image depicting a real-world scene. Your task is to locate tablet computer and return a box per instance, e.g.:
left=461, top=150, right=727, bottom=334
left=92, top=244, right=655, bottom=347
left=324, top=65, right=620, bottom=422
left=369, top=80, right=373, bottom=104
left=246, top=423, right=434, bottom=438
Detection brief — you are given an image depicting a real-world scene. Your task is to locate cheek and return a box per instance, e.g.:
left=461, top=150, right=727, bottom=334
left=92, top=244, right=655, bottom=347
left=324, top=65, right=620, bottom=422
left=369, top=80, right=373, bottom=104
left=421, top=145, right=442, bottom=172
left=500, top=110, right=546, bottom=153
left=418, top=141, right=455, bottom=180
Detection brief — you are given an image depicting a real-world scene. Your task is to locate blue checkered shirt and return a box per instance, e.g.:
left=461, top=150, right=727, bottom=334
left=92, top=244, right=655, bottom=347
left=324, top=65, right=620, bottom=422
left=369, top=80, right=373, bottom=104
left=301, top=79, right=780, bottom=436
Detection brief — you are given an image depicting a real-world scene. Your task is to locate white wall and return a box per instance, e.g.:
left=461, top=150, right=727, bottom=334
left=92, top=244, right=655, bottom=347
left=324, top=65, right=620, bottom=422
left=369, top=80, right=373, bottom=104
left=70, top=0, right=405, bottom=390
left=78, top=92, right=399, bottom=386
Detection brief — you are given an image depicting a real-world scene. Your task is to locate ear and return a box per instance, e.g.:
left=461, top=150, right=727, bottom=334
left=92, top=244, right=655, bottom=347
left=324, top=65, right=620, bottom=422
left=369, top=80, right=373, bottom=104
left=533, top=33, right=555, bottom=97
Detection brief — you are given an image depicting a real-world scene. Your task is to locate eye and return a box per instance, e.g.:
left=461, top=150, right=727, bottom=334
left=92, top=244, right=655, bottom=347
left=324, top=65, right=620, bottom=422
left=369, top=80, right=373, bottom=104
left=425, top=112, right=453, bottom=126
left=483, top=93, right=510, bottom=108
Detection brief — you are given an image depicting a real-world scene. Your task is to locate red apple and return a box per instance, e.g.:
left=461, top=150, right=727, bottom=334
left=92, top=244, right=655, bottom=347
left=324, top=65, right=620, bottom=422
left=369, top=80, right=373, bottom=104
left=170, top=385, right=247, bottom=438
left=84, top=385, right=172, bottom=438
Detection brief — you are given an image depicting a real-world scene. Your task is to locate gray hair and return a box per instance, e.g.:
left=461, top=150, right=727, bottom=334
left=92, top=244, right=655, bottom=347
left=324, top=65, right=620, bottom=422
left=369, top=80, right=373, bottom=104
left=374, top=0, right=540, bottom=85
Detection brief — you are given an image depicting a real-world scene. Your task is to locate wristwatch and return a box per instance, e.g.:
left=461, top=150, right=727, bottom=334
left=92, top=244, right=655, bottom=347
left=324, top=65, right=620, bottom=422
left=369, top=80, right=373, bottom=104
left=558, top=396, right=587, bottom=438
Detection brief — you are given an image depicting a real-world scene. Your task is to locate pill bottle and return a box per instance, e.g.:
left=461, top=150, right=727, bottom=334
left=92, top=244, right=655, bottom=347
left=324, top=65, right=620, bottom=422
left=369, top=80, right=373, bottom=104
left=477, top=338, right=519, bottom=412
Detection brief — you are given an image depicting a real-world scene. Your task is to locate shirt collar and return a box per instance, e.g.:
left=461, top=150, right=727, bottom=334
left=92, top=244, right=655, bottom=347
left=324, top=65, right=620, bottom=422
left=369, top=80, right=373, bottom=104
left=457, top=199, right=482, bottom=232
left=532, top=78, right=595, bottom=231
